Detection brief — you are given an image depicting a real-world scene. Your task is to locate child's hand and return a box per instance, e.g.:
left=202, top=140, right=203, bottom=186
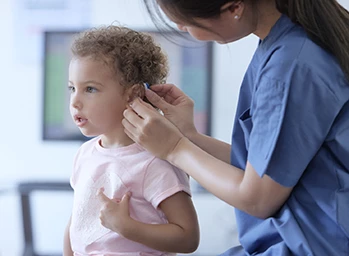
left=96, top=188, right=132, bottom=236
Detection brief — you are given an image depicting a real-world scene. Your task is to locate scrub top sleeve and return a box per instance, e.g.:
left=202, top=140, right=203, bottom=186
left=248, top=61, right=341, bottom=187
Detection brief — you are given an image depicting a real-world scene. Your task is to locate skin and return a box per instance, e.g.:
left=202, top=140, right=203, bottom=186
left=68, top=56, right=134, bottom=148
left=63, top=56, right=199, bottom=254
left=122, top=0, right=293, bottom=219
left=97, top=189, right=199, bottom=253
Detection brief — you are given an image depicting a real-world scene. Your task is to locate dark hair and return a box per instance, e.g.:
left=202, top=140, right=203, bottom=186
left=143, top=0, right=233, bottom=31
left=275, top=0, right=349, bottom=81
left=143, top=0, right=349, bottom=81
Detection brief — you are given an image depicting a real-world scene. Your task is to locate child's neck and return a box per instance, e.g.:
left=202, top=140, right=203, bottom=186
left=99, top=133, right=134, bottom=149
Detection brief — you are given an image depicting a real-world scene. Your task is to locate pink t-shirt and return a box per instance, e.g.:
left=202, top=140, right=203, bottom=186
left=70, top=137, right=191, bottom=256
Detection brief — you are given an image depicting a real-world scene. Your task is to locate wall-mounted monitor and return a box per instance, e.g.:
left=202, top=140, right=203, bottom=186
left=43, top=30, right=213, bottom=142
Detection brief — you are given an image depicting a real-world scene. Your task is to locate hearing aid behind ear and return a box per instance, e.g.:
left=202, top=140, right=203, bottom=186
left=144, top=82, right=150, bottom=90
left=141, top=82, right=161, bottom=111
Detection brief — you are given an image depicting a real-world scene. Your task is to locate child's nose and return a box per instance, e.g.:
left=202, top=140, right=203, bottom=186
left=70, top=94, right=82, bottom=109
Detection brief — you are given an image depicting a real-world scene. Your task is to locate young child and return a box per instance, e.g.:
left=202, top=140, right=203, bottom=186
left=63, top=25, right=200, bottom=256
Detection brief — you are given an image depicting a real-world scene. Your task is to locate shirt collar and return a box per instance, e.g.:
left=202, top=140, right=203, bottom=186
left=259, top=14, right=297, bottom=50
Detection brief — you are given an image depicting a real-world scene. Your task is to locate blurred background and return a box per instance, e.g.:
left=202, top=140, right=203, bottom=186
left=1, top=0, right=347, bottom=255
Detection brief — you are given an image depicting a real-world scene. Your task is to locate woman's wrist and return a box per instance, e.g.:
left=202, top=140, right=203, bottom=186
left=167, top=136, right=191, bottom=166
left=184, top=128, right=199, bottom=142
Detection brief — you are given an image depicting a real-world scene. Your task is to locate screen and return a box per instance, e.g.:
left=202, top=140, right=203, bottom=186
left=43, top=30, right=213, bottom=141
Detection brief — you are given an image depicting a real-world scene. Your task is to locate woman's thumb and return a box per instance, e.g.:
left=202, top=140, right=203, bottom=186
left=145, top=89, right=168, bottom=110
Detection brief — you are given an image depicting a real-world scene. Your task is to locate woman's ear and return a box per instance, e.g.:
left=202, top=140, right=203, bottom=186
left=126, top=84, right=145, bottom=103
left=221, top=1, right=244, bottom=19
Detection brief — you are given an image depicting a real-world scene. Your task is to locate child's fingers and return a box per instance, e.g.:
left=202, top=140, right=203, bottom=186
left=96, top=188, right=111, bottom=203
left=120, top=191, right=132, bottom=206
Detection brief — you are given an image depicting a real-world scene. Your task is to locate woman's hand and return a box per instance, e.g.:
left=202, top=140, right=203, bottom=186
left=122, top=97, right=185, bottom=160
left=97, top=188, right=132, bottom=236
left=144, top=84, right=198, bottom=139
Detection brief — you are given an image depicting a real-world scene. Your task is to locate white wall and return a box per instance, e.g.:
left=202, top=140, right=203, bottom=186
left=0, top=0, right=257, bottom=255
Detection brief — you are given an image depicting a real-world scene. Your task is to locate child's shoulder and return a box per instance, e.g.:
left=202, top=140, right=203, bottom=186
left=146, top=156, right=188, bottom=179
left=76, top=136, right=99, bottom=155
left=147, top=156, right=173, bottom=169
left=81, top=136, right=98, bottom=147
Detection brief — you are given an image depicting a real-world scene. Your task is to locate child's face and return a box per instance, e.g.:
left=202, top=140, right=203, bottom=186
left=68, top=57, right=127, bottom=138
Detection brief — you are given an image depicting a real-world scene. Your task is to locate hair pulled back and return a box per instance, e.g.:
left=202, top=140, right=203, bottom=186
left=144, top=0, right=349, bottom=81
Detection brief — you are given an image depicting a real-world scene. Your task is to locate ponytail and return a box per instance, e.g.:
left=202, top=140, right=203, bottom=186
left=275, top=0, right=349, bottom=81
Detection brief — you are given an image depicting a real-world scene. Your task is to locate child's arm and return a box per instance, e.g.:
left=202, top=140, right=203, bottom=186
left=98, top=190, right=199, bottom=253
left=63, top=215, right=74, bottom=256
left=127, top=191, right=199, bottom=253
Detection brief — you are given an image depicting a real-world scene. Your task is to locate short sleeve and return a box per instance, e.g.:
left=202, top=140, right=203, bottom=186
left=248, top=61, right=342, bottom=187
left=143, top=158, right=191, bottom=209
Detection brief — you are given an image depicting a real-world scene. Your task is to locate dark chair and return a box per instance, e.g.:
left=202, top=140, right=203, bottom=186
left=18, top=182, right=73, bottom=256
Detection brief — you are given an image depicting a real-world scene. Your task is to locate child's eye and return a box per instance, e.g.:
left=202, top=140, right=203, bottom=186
left=68, top=85, right=75, bottom=93
left=86, top=86, right=97, bottom=93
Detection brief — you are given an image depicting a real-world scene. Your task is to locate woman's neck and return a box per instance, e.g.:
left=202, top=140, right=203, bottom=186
left=253, top=0, right=282, bottom=40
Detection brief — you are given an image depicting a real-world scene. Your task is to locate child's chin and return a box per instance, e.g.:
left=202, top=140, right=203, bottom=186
left=81, top=131, right=98, bottom=138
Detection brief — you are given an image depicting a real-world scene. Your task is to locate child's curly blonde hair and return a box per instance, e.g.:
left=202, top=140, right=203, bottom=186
left=71, top=25, right=168, bottom=90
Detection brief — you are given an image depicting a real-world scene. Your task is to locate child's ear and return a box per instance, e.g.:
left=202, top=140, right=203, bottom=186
left=126, top=84, right=145, bottom=103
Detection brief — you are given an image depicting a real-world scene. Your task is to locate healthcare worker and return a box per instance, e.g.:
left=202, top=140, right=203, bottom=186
left=122, top=0, right=349, bottom=255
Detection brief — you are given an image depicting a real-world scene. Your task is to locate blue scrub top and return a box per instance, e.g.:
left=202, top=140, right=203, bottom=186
left=222, top=15, right=349, bottom=256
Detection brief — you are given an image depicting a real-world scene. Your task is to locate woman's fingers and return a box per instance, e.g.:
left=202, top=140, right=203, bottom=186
left=123, top=100, right=157, bottom=143
left=149, top=84, right=185, bottom=104
left=122, top=118, right=138, bottom=142
left=121, top=116, right=136, bottom=132
left=129, top=97, right=158, bottom=119
left=123, top=104, right=144, bottom=123
left=145, top=89, right=171, bottom=112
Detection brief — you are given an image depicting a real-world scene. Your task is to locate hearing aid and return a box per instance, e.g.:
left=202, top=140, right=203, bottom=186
left=143, top=82, right=150, bottom=89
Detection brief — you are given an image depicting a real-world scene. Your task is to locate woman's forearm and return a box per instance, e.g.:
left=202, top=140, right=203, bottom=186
left=187, top=132, right=231, bottom=164
left=167, top=138, right=293, bottom=219
left=168, top=138, right=244, bottom=207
